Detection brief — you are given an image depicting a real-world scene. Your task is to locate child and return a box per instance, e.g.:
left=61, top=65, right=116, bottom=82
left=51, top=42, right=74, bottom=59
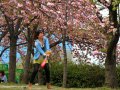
left=0, top=70, right=7, bottom=83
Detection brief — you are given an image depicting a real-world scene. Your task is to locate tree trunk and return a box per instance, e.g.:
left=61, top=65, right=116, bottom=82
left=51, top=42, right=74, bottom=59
left=105, top=32, right=119, bottom=88
left=62, top=0, right=68, bottom=87
left=22, top=43, right=32, bottom=83
left=62, top=38, right=67, bottom=88
left=22, top=28, right=33, bottom=83
left=9, top=37, right=17, bottom=82
left=105, top=3, right=119, bottom=88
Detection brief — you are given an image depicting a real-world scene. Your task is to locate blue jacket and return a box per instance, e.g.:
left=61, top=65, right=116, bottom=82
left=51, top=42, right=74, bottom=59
left=33, top=36, right=50, bottom=60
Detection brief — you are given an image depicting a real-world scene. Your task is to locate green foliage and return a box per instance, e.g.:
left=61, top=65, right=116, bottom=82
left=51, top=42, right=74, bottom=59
left=112, top=0, right=120, bottom=10
left=0, top=64, right=8, bottom=71
left=100, top=48, right=107, bottom=53
left=50, top=62, right=63, bottom=86
left=16, top=69, right=24, bottom=83
left=0, top=64, right=24, bottom=83
left=50, top=62, right=105, bottom=88
left=89, top=0, right=94, bottom=4
left=67, top=63, right=105, bottom=88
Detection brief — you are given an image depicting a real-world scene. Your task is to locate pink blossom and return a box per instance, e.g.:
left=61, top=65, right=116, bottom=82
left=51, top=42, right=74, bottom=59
left=99, top=23, right=105, bottom=27
left=67, top=21, right=72, bottom=25
left=47, top=2, right=55, bottom=6
left=17, top=3, right=23, bottom=8
left=32, top=11, right=38, bottom=16
left=56, top=11, right=61, bottom=14
left=93, top=50, right=100, bottom=55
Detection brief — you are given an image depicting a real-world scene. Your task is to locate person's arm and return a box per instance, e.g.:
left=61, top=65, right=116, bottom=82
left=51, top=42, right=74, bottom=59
left=44, top=37, right=52, bottom=56
left=35, top=41, right=46, bottom=56
left=45, top=37, right=50, bottom=51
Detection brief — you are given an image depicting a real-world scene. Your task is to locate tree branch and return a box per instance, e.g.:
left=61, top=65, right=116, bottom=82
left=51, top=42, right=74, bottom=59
left=15, top=17, right=23, bottom=34
left=97, top=0, right=110, bottom=8
left=0, top=42, right=27, bottom=57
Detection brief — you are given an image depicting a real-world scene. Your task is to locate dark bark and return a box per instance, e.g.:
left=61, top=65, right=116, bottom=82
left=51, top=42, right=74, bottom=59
left=96, top=0, right=119, bottom=88
left=62, top=26, right=68, bottom=88
left=105, top=2, right=119, bottom=88
left=22, top=42, right=32, bottom=83
left=50, top=39, right=62, bottom=48
left=8, top=18, right=22, bottom=82
left=9, top=36, right=17, bottom=82
left=22, top=28, right=33, bottom=83
left=22, top=25, right=38, bottom=84
left=62, top=0, right=68, bottom=87
left=105, top=30, right=119, bottom=88
left=62, top=36, right=67, bottom=88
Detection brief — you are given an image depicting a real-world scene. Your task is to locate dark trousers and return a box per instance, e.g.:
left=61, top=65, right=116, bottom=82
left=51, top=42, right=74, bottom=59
left=30, top=63, right=50, bottom=84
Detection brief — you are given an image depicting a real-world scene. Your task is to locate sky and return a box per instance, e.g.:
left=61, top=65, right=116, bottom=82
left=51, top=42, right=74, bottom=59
left=100, top=9, right=109, bottom=17
left=0, top=47, right=21, bottom=64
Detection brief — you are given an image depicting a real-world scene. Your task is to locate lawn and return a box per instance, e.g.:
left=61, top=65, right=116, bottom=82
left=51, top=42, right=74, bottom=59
left=0, top=84, right=117, bottom=90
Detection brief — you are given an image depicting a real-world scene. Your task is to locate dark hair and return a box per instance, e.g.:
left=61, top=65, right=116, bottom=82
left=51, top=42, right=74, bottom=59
left=34, top=28, right=44, bottom=40
left=0, top=70, right=5, bottom=76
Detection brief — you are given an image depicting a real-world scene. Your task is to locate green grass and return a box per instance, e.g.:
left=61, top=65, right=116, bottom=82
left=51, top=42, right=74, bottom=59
left=0, top=84, right=118, bottom=90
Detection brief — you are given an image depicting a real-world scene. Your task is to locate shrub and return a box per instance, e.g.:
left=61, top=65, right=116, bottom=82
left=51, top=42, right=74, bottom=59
left=50, top=62, right=63, bottom=86
left=50, top=62, right=105, bottom=88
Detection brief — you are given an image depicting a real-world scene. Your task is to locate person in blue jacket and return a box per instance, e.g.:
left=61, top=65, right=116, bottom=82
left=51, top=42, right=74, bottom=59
left=29, top=28, right=52, bottom=89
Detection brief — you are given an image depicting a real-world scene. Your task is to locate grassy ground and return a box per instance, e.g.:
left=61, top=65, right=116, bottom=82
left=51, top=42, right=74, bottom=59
left=0, top=84, right=118, bottom=90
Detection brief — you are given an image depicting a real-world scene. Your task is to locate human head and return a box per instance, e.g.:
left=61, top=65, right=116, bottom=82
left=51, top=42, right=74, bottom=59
left=0, top=71, right=4, bottom=76
left=34, top=28, right=44, bottom=40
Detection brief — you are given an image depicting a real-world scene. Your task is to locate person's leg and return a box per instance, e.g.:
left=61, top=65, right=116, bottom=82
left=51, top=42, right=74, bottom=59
left=44, top=63, right=51, bottom=89
left=29, top=63, right=39, bottom=89
left=29, top=63, right=39, bottom=84
left=44, top=63, right=50, bottom=83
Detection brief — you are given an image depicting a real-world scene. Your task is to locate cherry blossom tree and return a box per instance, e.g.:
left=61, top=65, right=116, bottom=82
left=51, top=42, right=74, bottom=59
left=0, top=0, right=104, bottom=84
left=0, top=0, right=38, bottom=82
left=93, top=0, right=120, bottom=88
left=39, top=0, right=104, bottom=87
left=1, top=0, right=118, bottom=87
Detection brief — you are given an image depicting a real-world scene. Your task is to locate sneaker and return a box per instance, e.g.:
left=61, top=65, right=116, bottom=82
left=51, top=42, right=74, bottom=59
left=35, top=83, right=39, bottom=86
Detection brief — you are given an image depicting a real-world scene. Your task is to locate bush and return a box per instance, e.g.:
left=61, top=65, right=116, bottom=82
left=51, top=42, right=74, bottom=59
left=50, top=62, right=63, bottom=86
left=67, top=63, right=105, bottom=88
left=50, top=62, right=105, bottom=88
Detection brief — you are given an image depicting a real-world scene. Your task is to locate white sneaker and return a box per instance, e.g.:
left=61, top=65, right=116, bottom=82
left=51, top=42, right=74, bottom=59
left=35, top=83, right=39, bottom=86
